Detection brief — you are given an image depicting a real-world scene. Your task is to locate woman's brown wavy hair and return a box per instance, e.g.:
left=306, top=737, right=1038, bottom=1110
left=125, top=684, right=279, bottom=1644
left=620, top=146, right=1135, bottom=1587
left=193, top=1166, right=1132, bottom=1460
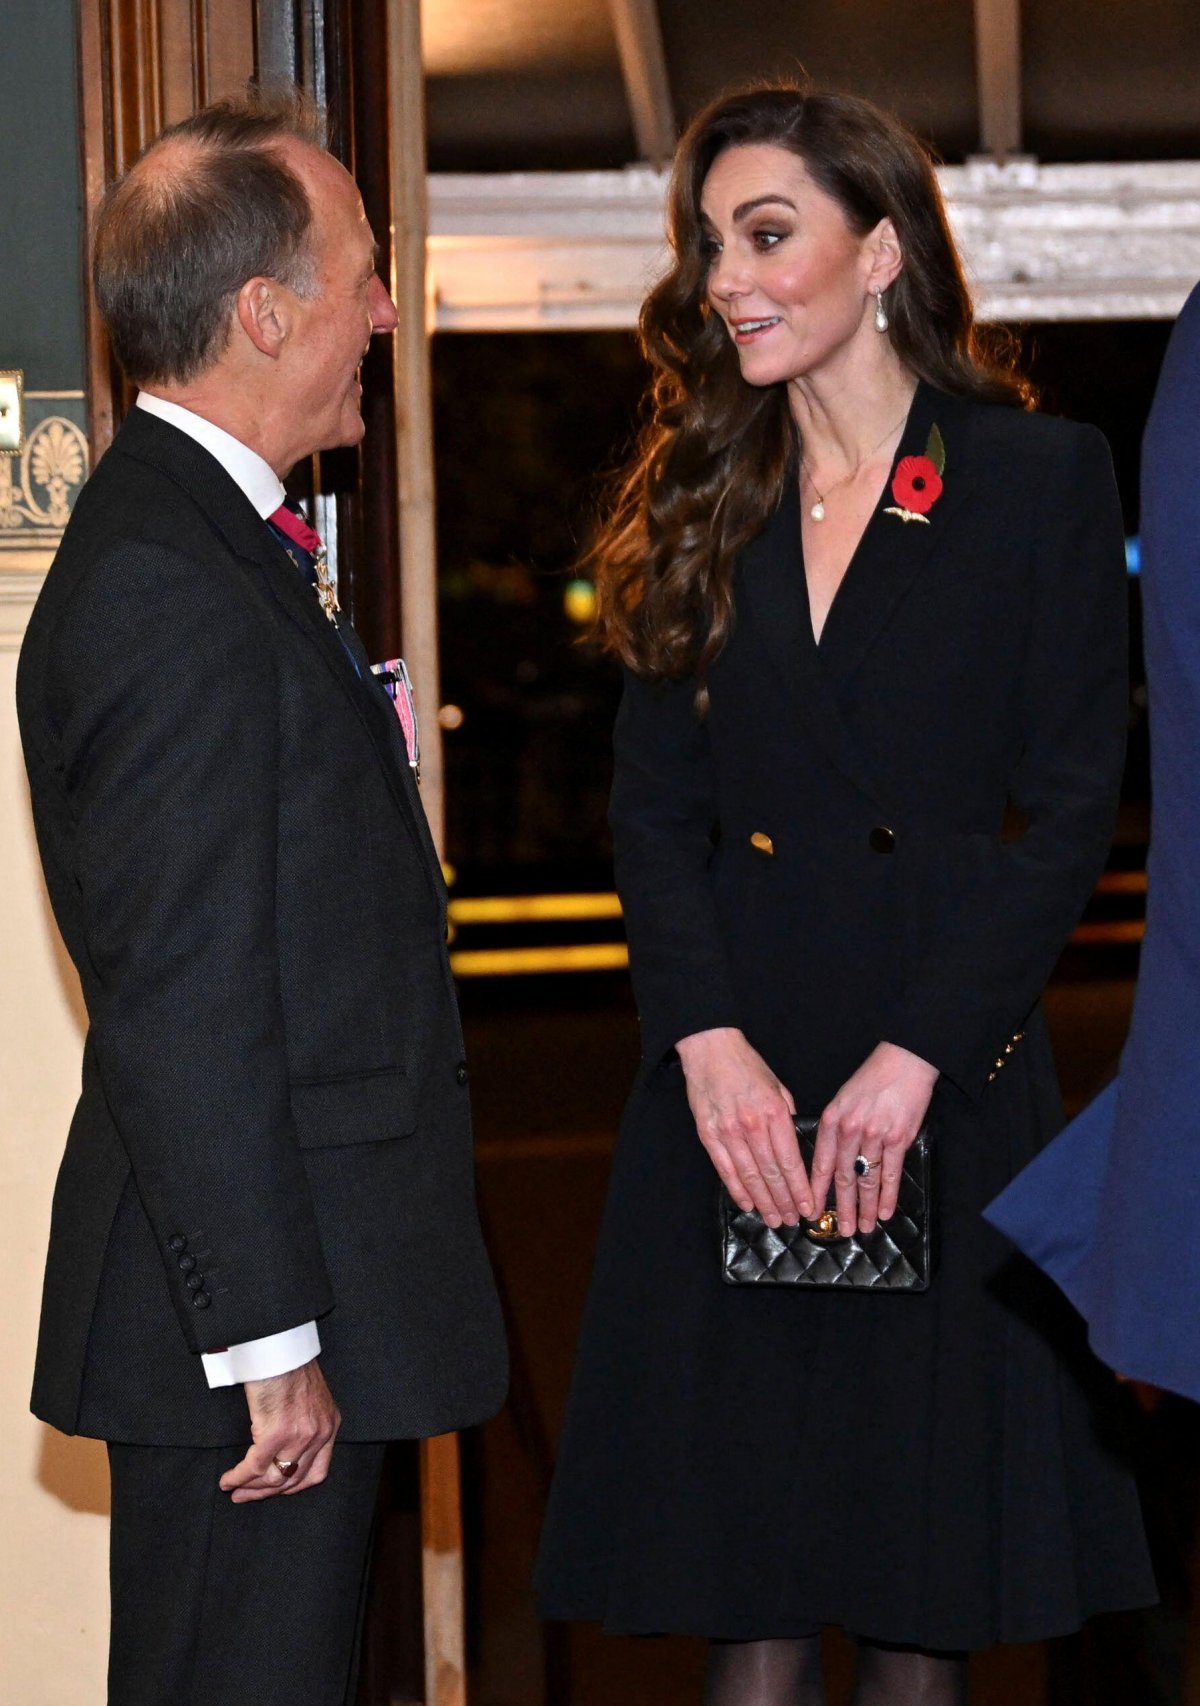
left=592, top=83, right=1031, bottom=699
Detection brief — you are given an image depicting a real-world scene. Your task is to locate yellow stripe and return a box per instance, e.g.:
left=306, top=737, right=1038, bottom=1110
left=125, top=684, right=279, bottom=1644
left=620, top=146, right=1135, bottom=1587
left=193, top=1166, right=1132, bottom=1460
left=448, top=892, right=624, bottom=924
left=1071, top=920, right=1145, bottom=945
left=450, top=943, right=630, bottom=977
left=1093, top=871, right=1147, bottom=895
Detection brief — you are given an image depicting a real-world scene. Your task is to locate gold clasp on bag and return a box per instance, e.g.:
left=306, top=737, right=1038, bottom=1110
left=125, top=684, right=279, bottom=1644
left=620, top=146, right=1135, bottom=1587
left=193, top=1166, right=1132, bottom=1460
left=807, top=1209, right=841, bottom=1242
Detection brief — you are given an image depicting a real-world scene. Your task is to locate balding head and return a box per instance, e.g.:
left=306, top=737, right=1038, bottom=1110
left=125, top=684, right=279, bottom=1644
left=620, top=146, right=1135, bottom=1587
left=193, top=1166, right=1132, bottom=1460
left=94, top=86, right=327, bottom=387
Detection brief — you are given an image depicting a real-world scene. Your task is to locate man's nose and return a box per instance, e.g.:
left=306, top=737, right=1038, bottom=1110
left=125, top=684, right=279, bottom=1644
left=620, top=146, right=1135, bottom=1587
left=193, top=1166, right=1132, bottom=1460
left=369, top=274, right=399, bottom=333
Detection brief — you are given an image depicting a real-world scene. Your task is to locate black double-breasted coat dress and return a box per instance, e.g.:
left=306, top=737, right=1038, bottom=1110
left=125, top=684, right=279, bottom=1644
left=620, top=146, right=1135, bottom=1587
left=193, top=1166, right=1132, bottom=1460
left=535, top=382, right=1155, bottom=1649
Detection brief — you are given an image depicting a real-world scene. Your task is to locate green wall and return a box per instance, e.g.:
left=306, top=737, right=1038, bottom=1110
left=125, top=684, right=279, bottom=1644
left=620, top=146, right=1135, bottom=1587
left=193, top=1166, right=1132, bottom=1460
left=0, top=0, right=84, bottom=389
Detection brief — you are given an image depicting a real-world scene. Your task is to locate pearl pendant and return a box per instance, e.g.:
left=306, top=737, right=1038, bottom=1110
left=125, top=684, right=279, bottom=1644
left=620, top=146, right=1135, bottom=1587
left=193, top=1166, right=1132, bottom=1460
left=810, top=500, right=826, bottom=522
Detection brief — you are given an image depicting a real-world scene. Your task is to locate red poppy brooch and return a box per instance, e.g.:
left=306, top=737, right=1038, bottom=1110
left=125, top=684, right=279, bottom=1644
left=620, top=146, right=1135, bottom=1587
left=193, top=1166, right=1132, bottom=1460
left=884, top=424, right=946, bottom=525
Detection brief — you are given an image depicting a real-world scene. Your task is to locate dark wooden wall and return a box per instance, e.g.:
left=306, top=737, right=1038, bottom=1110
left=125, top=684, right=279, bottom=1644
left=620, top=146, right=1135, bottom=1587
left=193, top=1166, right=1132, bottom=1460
left=76, top=0, right=402, bottom=657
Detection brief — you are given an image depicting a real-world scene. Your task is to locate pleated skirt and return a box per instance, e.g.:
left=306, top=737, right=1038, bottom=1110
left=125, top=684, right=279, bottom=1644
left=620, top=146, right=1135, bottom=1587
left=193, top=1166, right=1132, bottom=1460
left=534, top=1055, right=1157, bottom=1651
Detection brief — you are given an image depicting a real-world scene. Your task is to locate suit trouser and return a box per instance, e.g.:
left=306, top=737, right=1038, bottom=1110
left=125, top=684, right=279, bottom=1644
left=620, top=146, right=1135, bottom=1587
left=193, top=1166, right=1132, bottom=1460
left=107, top=1439, right=388, bottom=1706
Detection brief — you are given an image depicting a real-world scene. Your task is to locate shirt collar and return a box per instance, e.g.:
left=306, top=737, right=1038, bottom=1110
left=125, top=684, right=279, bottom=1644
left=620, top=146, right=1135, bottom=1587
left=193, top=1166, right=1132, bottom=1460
left=135, top=393, right=286, bottom=521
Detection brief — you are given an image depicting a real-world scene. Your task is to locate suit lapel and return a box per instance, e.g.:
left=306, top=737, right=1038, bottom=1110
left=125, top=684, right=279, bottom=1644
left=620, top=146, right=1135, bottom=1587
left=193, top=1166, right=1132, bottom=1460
left=254, top=526, right=446, bottom=885
left=816, top=382, right=976, bottom=686
left=114, top=412, right=445, bottom=901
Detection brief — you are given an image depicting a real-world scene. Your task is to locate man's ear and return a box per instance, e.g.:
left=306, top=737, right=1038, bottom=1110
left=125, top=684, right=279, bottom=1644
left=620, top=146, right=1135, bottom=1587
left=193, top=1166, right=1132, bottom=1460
left=236, top=277, right=290, bottom=358
left=866, top=218, right=904, bottom=295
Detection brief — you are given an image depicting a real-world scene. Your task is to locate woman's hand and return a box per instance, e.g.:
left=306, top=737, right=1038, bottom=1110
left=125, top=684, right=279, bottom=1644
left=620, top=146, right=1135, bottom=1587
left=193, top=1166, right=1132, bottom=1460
left=676, top=1027, right=813, bottom=1227
left=811, top=1042, right=939, bottom=1235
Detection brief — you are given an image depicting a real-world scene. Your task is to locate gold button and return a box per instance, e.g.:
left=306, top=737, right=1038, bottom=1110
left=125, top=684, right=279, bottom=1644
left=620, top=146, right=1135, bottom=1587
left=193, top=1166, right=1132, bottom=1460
left=750, top=832, right=775, bottom=856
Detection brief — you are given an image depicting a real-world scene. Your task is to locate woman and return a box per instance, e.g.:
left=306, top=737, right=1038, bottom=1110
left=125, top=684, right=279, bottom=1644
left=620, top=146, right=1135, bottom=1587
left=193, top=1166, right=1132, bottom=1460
left=534, top=85, right=1155, bottom=1705
left=988, top=283, right=1200, bottom=1402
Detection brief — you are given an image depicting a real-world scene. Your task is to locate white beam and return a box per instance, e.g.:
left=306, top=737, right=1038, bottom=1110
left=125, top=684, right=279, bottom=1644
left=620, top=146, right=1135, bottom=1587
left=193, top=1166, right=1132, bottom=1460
left=607, top=0, right=676, bottom=168
left=388, top=0, right=446, bottom=850
left=974, top=0, right=1023, bottom=160
left=427, top=161, right=1200, bottom=329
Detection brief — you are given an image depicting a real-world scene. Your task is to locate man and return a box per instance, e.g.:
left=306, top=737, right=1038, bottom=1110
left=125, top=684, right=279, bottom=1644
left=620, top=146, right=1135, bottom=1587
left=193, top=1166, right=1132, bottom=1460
left=17, top=88, right=506, bottom=1704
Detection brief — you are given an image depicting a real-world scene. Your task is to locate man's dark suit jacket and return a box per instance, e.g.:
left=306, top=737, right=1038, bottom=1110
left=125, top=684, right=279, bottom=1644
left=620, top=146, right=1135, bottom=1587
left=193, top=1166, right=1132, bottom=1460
left=17, top=407, right=507, bottom=1446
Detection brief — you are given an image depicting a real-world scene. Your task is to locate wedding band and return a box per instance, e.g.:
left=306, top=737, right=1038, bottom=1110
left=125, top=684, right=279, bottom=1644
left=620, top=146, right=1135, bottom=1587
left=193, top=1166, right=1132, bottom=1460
left=272, top=1457, right=298, bottom=1479
left=853, top=1154, right=879, bottom=1178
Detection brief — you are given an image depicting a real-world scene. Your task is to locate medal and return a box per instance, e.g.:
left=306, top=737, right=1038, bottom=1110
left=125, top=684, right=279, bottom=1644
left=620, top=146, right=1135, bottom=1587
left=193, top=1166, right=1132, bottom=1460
left=312, top=544, right=341, bottom=623
left=371, top=656, right=421, bottom=778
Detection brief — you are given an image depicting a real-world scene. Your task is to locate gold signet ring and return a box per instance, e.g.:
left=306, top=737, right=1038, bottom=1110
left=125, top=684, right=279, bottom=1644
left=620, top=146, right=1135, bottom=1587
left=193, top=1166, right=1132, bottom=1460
left=272, top=1457, right=299, bottom=1479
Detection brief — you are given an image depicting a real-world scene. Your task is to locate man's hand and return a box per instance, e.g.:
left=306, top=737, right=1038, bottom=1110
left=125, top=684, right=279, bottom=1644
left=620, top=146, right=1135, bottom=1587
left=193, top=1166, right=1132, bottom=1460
left=219, top=1358, right=341, bottom=1503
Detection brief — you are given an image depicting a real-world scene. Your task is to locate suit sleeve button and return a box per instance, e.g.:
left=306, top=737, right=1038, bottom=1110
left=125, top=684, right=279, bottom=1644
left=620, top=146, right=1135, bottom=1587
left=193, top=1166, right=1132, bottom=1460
left=869, top=826, right=896, bottom=854
left=168, top=1235, right=187, bottom=1253
left=455, top=1061, right=469, bottom=1086
left=178, top=1254, right=197, bottom=1273
left=192, top=1291, right=211, bottom=1309
left=186, top=1272, right=205, bottom=1290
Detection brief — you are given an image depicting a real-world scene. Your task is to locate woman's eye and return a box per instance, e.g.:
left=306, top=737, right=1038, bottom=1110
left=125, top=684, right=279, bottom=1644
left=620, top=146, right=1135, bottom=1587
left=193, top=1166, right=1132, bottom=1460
left=700, top=235, right=722, bottom=261
left=752, top=229, right=786, bottom=251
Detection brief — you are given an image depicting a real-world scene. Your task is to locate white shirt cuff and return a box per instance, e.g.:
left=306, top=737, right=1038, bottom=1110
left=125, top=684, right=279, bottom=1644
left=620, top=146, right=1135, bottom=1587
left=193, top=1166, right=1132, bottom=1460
left=200, top=1321, right=321, bottom=1389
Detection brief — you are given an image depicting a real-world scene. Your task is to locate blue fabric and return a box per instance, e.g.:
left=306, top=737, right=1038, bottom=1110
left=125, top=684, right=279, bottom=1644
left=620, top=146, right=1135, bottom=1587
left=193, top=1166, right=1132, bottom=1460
left=987, top=281, right=1200, bottom=1401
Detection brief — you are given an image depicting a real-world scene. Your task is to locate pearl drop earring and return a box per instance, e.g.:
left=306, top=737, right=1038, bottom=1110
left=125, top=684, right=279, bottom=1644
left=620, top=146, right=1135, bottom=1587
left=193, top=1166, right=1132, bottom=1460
left=874, top=290, right=889, bottom=333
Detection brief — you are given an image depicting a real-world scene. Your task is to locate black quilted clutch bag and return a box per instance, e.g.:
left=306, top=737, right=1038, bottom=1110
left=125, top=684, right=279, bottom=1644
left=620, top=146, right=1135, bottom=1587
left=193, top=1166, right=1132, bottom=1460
left=720, top=1115, right=934, bottom=1290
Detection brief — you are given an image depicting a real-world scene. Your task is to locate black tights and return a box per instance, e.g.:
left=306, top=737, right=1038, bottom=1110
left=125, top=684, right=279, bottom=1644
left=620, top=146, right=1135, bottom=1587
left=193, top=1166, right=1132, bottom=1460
left=852, top=1642, right=969, bottom=1706
left=703, top=1636, right=969, bottom=1706
left=704, top=1637, right=825, bottom=1706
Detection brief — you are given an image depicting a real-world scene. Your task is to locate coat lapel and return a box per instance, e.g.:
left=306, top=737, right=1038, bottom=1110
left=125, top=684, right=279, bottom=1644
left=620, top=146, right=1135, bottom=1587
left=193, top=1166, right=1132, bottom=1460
left=816, top=382, right=977, bottom=686
left=736, top=471, right=893, bottom=811
left=735, top=381, right=976, bottom=811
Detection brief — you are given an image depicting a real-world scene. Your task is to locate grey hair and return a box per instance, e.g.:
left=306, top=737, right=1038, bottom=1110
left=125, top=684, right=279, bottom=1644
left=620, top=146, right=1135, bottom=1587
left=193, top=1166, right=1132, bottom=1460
left=94, top=84, right=328, bottom=386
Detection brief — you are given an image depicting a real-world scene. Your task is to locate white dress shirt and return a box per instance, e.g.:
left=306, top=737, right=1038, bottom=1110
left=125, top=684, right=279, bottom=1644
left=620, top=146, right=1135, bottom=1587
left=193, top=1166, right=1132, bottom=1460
left=135, top=392, right=321, bottom=1391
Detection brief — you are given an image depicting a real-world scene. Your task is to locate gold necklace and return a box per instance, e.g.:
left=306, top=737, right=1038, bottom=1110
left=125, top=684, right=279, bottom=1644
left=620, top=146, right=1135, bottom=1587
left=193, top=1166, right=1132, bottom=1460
left=801, top=409, right=911, bottom=523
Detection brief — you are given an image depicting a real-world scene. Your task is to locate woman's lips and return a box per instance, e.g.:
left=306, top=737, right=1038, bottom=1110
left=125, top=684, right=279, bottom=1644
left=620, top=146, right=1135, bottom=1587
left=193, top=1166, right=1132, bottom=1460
left=730, top=316, right=781, bottom=344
